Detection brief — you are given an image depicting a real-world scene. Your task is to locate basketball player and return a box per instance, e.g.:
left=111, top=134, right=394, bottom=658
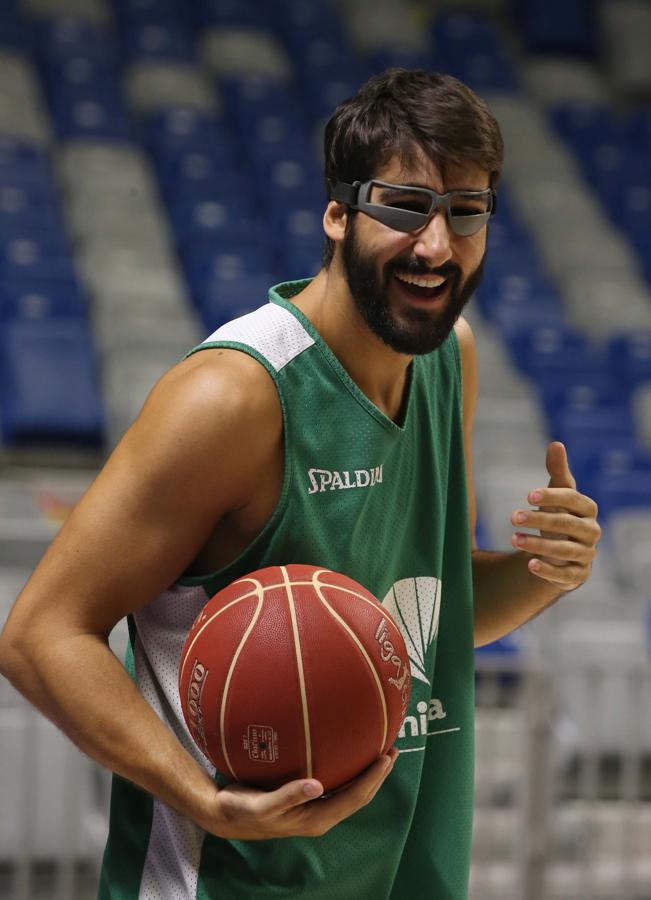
left=0, top=70, right=600, bottom=898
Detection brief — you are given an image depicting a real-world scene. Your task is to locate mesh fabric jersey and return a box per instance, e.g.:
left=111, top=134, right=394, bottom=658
left=98, top=278, right=475, bottom=900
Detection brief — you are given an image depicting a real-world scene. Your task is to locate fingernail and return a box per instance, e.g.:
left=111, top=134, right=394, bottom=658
left=304, top=782, right=322, bottom=797
left=515, top=534, right=526, bottom=546
left=530, top=559, right=541, bottom=572
left=515, top=511, right=527, bottom=524
left=530, top=490, right=543, bottom=503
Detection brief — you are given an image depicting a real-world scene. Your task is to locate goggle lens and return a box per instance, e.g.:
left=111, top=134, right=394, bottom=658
left=366, top=182, right=493, bottom=236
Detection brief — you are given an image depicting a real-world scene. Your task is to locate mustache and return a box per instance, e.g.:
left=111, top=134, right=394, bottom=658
left=387, top=260, right=461, bottom=280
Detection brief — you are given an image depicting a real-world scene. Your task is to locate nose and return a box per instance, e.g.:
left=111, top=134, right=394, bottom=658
left=413, top=210, right=453, bottom=267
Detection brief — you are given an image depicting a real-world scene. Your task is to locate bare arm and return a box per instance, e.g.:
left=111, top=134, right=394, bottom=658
left=0, top=349, right=396, bottom=838
left=454, top=319, right=601, bottom=648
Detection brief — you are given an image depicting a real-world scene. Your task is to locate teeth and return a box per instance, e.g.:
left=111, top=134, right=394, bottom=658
left=395, top=272, right=447, bottom=288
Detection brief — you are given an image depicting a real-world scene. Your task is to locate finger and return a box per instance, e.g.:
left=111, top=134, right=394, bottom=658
left=254, top=778, right=325, bottom=819
left=512, top=532, right=596, bottom=564
left=524, top=488, right=598, bottom=518
left=511, top=509, right=599, bottom=542
left=294, top=754, right=394, bottom=831
left=528, top=558, right=587, bottom=587
left=546, top=442, right=577, bottom=490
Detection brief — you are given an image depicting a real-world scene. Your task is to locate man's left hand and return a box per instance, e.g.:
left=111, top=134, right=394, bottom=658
left=511, top=441, right=601, bottom=590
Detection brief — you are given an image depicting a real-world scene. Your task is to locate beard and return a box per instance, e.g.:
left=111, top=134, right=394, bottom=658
left=341, top=216, right=486, bottom=355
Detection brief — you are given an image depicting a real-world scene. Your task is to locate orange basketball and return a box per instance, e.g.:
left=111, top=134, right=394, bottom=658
left=178, top=563, right=411, bottom=793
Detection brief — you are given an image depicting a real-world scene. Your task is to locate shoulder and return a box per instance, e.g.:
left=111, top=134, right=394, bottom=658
left=452, top=316, right=478, bottom=413
left=122, top=348, right=283, bottom=508
left=453, top=315, right=476, bottom=359
left=453, top=316, right=477, bottom=379
left=156, top=346, right=281, bottom=424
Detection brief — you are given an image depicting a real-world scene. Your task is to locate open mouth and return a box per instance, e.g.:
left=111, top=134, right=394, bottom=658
left=392, top=272, right=449, bottom=300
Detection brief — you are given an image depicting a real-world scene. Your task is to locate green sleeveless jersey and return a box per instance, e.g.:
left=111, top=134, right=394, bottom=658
left=99, top=279, right=475, bottom=900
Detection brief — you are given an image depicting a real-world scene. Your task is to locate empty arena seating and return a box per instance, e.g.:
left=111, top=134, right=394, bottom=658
left=0, top=1, right=650, bottom=896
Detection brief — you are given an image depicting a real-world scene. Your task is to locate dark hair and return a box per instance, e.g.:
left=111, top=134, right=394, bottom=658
left=321, top=68, right=504, bottom=268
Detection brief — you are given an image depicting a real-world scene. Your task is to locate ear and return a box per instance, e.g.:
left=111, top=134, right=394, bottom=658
left=323, top=200, right=348, bottom=243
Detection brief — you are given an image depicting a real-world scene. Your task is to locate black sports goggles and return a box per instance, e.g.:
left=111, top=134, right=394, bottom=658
left=330, top=179, right=496, bottom=236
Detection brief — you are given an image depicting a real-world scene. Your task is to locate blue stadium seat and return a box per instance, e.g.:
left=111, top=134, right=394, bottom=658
left=432, top=12, right=519, bottom=92
left=155, top=150, right=241, bottom=204
left=634, top=234, right=651, bottom=284
left=276, top=0, right=346, bottom=47
left=432, top=11, right=506, bottom=55
left=591, top=470, right=651, bottom=521
left=169, top=197, right=260, bottom=246
left=34, top=17, right=116, bottom=62
left=568, top=441, right=651, bottom=504
left=628, top=106, right=651, bottom=151
left=551, top=405, right=636, bottom=451
left=0, top=319, right=103, bottom=444
left=194, top=0, right=275, bottom=30
left=0, top=136, right=47, bottom=165
left=491, top=301, right=565, bottom=338
left=167, top=146, right=238, bottom=180
left=265, top=157, right=323, bottom=215
left=219, top=76, right=297, bottom=126
left=163, top=170, right=249, bottom=208
left=121, top=21, right=197, bottom=63
left=195, top=273, right=275, bottom=330
left=302, top=72, right=364, bottom=124
left=0, top=183, right=63, bottom=230
left=182, top=245, right=275, bottom=297
left=476, top=266, right=558, bottom=321
left=142, top=107, right=228, bottom=156
left=40, top=55, right=119, bottom=99
left=505, top=324, right=592, bottom=370
left=608, top=182, right=651, bottom=237
left=366, top=48, right=435, bottom=75
left=513, top=0, right=598, bottom=56
left=112, top=0, right=182, bottom=16
left=0, top=5, right=32, bottom=52
left=48, top=80, right=126, bottom=116
left=0, top=209, right=64, bottom=239
left=0, top=237, right=76, bottom=284
left=236, top=113, right=313, bottom=169
left=281, top=248, right=323, bottom=282
left=444, top=53, right=519, bottom=93
left=608, top=332, right=651, bottom=389
left=270, top=207, right=324, bottom=271
left=0, top=230, right=71, bottom=265
left=50, top=96, right=132, bottom=142
left=0, top=277, right=86, bottom=321
left=551, top=102, right=621, bottom=147
left=0, top=140, right=52, bottom=188
left=552, top=410, right=638, bottom=497
left=536, top=373, right=623, bottom=419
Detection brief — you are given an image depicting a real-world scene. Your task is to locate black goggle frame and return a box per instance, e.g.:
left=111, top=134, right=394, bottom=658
left=330, top=179, right=497, bottom=236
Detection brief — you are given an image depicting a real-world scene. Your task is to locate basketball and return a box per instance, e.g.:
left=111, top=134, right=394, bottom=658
left=178, top=563, right=411, bottom=792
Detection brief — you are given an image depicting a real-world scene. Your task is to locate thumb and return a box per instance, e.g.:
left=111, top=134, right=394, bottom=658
left=546, top=441, right=576, bottom=490
left=260, top=779, right=325, bottom=817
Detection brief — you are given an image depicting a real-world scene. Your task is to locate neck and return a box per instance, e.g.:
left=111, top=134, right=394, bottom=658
left=290, top=268, right=413, bottom=423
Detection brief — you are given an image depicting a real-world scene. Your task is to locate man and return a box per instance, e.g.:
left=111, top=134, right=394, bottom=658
left=0, top=69, right=600, bottom=899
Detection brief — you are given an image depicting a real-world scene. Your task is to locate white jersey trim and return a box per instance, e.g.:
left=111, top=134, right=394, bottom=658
left=202, top=302, right=314, bottom=372
left=133, top=585, right=215, bottom=900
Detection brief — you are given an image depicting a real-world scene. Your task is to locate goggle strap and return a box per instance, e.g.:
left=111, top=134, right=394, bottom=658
left=330, top=181, right=360, bottom=205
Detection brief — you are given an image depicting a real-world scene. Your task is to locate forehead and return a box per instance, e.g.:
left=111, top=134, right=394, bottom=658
left=374, top=152, right=489, bottom=192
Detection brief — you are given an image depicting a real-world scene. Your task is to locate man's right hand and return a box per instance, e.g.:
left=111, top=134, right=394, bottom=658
left=200, top=749, right=399, bottom=840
